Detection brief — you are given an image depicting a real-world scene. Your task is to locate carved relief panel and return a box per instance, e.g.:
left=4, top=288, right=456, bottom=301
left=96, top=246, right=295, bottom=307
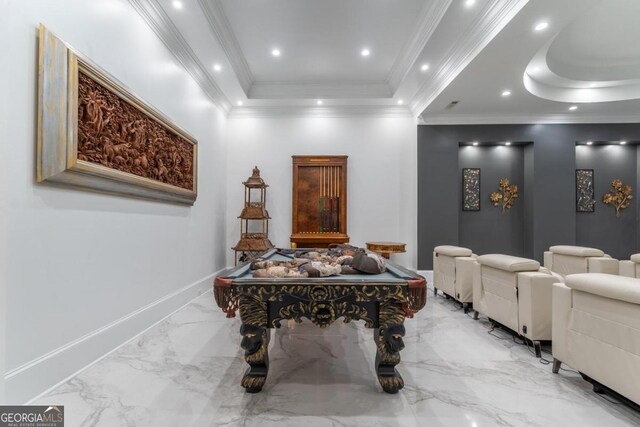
left=37, top=25, right=197, bottom=204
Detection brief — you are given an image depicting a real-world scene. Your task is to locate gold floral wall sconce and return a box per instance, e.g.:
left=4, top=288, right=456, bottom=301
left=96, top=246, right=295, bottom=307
left=490, top=178, right=518, bottom=214
left=602, top=179, right=633, bottom=217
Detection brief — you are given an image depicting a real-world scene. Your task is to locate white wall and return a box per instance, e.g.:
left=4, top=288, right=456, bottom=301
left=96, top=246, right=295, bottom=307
left=226, top=115, right=418, bottom=268
left=0, top=0, right=7, bottom=402
left=2, top=0, right=227, bottom=403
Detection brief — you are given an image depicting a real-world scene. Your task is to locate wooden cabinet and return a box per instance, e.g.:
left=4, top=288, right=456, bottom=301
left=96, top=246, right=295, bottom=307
left=290, top=155, right=349, bottom=248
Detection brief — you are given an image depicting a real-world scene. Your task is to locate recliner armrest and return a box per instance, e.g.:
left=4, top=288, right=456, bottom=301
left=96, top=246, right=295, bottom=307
left=516, top=271, right=562, bottom=340
left=620, top=260, right=637, bottom=278
left=472, top=261, right=486, bottom=315
left=455, top=256, right=476, bottom=302
left=587, top=257, right=619, bottom=275
left=552, top=282, right=572, bottom=365
left=544, top=251, right=553, bottom=270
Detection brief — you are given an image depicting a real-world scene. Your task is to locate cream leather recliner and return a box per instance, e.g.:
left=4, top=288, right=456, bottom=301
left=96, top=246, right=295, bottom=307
left=552, top=273, right=640, bottom=405
left=619, top=253, right=640, bottom=278
left=433, top=245, right=476, bottom=311
left=473, top=254, right=563, bottom=357
left=543, top=245, right=618, bottom=277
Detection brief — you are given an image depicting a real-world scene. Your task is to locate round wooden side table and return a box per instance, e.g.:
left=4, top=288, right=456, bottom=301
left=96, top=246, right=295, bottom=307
left=366, top=241, right=406, bottom=259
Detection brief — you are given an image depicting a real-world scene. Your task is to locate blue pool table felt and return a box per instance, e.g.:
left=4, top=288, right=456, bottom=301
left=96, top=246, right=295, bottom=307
left=227, top=249, right=414, bottom=283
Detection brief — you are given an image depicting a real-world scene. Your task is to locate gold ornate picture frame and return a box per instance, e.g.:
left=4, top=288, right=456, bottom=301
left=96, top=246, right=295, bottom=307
left=37, top=24, right=198, bottom=205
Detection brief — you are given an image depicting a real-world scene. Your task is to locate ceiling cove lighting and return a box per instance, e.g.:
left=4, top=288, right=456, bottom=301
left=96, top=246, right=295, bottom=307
left=586, top=141, right=593, bottom=146
left=421, top=63, right=430, bottom=72
left=472, top=141, right=479, bottom=146
left=213, top=64, right=222, bottom=72
left=501, top=90, right=511, bottom=97
left=271, top=49, right=281, bottom=57
left=361, top=48, right=370, bottom=57
left=620, top=140, right=627, bottom=145
left=172, top=0, right=183, bottom=10
left=465, top=0, right=476, bottom=7
left=534, top=21, right=549, bottom=31
left=569, top=105, right=578, bottom=111
left=317, top=100, right=323, bottom=105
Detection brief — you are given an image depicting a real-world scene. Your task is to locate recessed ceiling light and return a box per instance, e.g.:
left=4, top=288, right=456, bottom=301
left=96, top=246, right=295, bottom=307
left=472, top=141, right=479, bottom=146
left=505, top=141, right=511, bottom=146
left=421, top=63, right=430, bottom=72
left=501, top=90, right=511, bottom=97
left=397, top=100, right=404, bottom=105
left=172, top=0, right=183, bottom=10
left=620, top=140, right=627, bottom=145
left=569, top=105, right=578, bottom=111
left=586, top=141, right=593, bottom=145
left=213, top=64, right=222, bottom=72
left=317, top=100, right=323, bottom=105
left=361, top=48, right=370, bottom=57
left=271, top=49, right=281, bottom=57
left=534, top=21, right=549, bottom=31
left=237, top=101, right=243, bottom=106
left=465, top=0, right=476, bottom=7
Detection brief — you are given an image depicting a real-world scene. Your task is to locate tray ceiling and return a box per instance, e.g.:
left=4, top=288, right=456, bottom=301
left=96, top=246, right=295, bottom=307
left=130, top=0, right=640, bottom=122
left=220, top=0, right=426, bottom=83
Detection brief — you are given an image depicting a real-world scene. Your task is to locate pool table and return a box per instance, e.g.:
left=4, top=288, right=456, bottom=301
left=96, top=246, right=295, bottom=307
left=213, top=248, right=427, bottom=393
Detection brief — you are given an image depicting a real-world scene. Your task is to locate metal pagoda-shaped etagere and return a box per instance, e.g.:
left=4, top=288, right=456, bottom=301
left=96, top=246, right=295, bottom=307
left=232, top=166, right=274, bottom=265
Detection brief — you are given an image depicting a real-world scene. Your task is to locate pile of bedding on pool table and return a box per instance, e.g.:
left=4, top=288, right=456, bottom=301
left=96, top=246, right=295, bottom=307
left=250, top=245, right=386, bottom=278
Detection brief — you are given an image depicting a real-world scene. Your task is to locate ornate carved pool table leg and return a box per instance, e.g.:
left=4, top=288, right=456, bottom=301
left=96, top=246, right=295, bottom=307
left=239, top=296, right=269, bottom=393
left=375, top=301, right=406, bottom=394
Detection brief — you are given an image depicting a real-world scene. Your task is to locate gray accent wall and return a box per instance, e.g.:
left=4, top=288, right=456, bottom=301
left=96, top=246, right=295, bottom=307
left=575, top=146, right=637, bottom=260
left=458, top=146, right=525, bottom=257
left=418, top=123, right=640, bottom=269
left=418, top=126, right=460, bottom=258
left=523, top=144, right=535, bottom=259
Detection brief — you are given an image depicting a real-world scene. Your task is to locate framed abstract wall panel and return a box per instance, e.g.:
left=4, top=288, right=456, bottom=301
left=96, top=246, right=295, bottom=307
left=576, top=169, right=595, bottom=212
left=462, top=168, right=481, bottom=211
left=37, top=24, right=197, bottom=205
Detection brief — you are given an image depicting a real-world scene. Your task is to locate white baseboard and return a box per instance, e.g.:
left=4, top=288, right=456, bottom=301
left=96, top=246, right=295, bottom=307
left=6, top=270, right=223, bottom=404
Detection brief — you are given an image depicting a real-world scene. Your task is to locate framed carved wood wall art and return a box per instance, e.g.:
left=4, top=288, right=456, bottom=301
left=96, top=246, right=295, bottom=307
left=37, top=24, right=197, bottom=205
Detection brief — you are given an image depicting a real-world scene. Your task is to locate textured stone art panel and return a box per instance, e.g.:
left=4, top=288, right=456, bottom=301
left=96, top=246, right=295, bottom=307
left=576, top=169, right=595, bottom=213
left=462, top=168, right=480, bottom=211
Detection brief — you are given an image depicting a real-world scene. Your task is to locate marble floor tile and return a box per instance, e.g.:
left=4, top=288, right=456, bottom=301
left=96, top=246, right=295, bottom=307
left=35, top=285, right=640, bottom=427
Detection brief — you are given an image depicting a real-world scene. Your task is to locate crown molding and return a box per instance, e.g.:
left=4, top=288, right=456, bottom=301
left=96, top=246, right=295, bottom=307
left=409, top=0, right=529, bottom=116
left=128, top=0, right=231, bottom=112
left=386, top=0, right=453, bottom=92
left=249, top=81, right=392, bottom=99
left=228, top=105, right=414, bottom=119
left=197, top=0, right=254, bottom=94
left=419, top=112, right=640, bottom=125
